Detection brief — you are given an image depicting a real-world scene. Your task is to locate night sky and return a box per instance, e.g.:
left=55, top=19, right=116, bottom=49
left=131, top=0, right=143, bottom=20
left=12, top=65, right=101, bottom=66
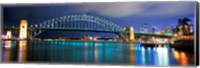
left=3, top=2, right=196, bottom=38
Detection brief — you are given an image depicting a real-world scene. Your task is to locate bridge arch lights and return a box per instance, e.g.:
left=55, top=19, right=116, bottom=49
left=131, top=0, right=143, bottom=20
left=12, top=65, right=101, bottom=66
left=30, top=14, right=124, bottom=39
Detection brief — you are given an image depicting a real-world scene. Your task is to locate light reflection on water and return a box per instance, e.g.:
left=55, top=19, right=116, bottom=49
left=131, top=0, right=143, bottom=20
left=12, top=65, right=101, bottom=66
left=129, top=43, right=134, bottom=64
left=18, top=40, right=27, bottom=63
left=173, top=50, right=189, bottom=66
left=1, top=40, right=194, bottom=66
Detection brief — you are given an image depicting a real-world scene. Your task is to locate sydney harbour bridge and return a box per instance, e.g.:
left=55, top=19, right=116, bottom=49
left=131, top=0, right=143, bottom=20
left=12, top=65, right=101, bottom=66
left=3, top=14, right=173, bottom=42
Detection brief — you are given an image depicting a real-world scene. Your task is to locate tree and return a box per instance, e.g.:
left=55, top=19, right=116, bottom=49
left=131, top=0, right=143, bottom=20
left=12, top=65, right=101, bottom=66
left=173, top=18, right=191, bottom=35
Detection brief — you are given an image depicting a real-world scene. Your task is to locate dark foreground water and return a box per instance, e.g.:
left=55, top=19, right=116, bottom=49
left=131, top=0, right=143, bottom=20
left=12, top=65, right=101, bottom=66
left=1, top=40, right=194, bottom=66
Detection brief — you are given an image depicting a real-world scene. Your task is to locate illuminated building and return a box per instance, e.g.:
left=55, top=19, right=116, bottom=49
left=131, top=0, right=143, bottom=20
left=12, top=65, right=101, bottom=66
left=19, top=20, right=28, bottom=39
left=140, top=26, right=144, bottom=33
left=189, top=24, right=193, bottom=33
left=172, top=18, right=194, bottom=50
left=6, top=31, right=12, bottom=39
left=165, top=26, right=170, bottom=33
left=152, top=26, right=156, bottom=34
left=173, top=18, right=192, bottom=35
left=143, top=23, right=148, bottom=33
left=140, top=23, right=148, bottom=33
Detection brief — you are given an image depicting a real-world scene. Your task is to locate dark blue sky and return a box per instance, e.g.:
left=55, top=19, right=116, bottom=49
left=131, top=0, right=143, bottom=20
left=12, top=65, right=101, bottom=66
left=3, top=2, right=196, bottom=38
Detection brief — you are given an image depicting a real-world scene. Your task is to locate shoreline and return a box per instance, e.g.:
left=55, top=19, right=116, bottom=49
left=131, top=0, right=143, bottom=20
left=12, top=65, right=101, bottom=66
left=2, top=39, right=194, bottom=52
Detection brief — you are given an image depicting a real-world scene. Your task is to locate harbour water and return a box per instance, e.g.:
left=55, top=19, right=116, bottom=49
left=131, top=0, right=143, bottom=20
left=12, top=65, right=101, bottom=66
left=1, top=40, right=194, bottom=66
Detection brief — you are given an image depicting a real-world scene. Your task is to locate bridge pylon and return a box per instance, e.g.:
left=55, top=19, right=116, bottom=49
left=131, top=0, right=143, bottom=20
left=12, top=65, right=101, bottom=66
left=124, top=26, right=135, bottom=42
left=19, top=19, right=28, bottom=39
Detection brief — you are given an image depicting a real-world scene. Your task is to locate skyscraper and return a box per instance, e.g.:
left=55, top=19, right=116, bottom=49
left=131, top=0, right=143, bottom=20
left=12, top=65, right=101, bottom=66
left=152, top=26, right=156, bottom=34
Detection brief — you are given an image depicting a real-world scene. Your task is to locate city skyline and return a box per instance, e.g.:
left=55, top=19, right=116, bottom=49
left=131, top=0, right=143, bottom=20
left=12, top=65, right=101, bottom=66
left=1, top=2, right=196, bottom=66
left=3, top=2, right=196, bottom=38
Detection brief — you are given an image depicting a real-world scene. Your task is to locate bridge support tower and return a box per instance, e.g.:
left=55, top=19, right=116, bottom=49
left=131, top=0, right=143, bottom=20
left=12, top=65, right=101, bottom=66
left=19, top=20, right=28, bottom=39
left=124, top=26, right=135, bottom=42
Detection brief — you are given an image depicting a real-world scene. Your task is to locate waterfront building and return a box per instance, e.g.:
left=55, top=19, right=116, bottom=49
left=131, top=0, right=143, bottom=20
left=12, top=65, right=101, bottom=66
left=171, top=24, right=175, bottom=32
left=143, top=23, right=148, bottom=33
left=165, top=26, right=170, bottom=33
left=6, top=31, right=12, bottom=39
left=140, top=26, right=144, bottom=33
left=152, top=26, right=156, bottom=34
left=173, top=18, right=193, bottom=35
left=189, top=24, right=193, bottom=33
left=140, top=23, right=148, bottom=33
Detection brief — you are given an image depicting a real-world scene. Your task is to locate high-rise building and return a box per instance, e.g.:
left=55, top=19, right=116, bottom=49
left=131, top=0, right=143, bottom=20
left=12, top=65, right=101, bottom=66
left=171, top=24, right=175, bottom=32
left=140, top=23, right=148, bottom=33
left=143, top=23, right=148, bottom=33
left=140, top=26, right=144, bottom=33
left=189, top=24, right=193, bottom=33
left=165, top=26, right=170, bottom=33
left=152, top=26, right=156, bottom=34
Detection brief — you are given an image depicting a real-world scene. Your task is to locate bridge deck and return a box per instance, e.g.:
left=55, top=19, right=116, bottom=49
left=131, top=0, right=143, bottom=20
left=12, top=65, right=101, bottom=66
left=3, top=27, right=173, bottom=38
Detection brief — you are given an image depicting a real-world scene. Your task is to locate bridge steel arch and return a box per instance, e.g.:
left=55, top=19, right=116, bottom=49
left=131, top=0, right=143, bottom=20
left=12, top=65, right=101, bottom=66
left=30, top=14, right=125, bottom=40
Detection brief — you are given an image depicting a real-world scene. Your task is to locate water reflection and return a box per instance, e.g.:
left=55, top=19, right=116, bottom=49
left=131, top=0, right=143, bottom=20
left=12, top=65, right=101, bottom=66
left=18, top=40, right=27, bottom=63
left=5, top=41, right=11, bottom=62
left=173, top=50, right=188, bottom=66
left=94, top=42, right=98, bottom=63
left=84, top=42, right=88, bottom=62
left=2, top=41, right=12, bottom=62
left=141, top=47, right=146, bottom=65
left=1, top=40, right=193, bottom=66
left=4, top=47, right=11, bottom=62
left=156, top=46, right=169, bottom=66
left=129, top=43, right=134, bottom=64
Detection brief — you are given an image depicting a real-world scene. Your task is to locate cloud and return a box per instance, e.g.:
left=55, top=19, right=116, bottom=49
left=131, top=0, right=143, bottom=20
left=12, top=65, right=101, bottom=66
left=138, top=2, right=195, bottom=17
left=78, top=2, right=145, bottom=17
left=76, top=2, right=195, bottom=18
